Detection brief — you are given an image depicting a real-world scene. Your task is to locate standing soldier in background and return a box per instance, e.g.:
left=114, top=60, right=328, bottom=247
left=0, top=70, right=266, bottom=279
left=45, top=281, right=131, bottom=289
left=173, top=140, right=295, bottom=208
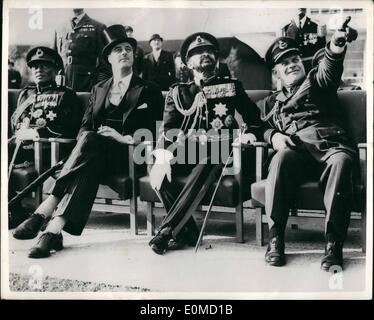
left=142, top=33, right=176, bottom=91
left=53, top=8, right=111, bottom=92
left=282, top=8, right=326, bottom=73
left=124, top=26, right=144, bottom=76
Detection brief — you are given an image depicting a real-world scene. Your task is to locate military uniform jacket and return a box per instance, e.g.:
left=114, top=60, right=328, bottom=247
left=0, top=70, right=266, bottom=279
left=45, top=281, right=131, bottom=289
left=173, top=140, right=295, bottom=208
left=256, top=43, right=356, bottom=162
left=53, top=14, right=110, bottom=92
left=78, top=75, right=164, bottom=139
left=11, top=81, right=83, bottom=139
left=142, top=50, right=176, bottom=91
left=282, top=17, right=326, bottom=59
left=156, top=75, right=263, bottom=153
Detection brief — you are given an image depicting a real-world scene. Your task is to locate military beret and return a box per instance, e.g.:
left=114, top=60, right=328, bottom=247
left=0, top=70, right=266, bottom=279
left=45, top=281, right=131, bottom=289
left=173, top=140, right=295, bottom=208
left=26, top=46, right=63, bottom=70
left=265, top=37, right=300, bottom=68
left=180, top=32, right=219, bottom=65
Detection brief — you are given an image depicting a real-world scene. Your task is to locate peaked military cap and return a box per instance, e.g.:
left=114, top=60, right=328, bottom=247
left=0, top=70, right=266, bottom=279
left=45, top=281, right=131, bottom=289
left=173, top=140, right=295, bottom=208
left=265, top=37, right=300, bottom=68
left=26, top=46, right=63, bottom=70
left=180, top=32, right=219, bottom=65
left=102, top=24, right=137, bottom=62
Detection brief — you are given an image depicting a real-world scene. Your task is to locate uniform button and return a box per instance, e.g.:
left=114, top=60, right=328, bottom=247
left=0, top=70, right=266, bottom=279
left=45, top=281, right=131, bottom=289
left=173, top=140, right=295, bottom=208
left=68, top=39, right=73, bottom=43
left=337, top=130, right=341, bottom=134
left=68, top=50, right=71, bottom=53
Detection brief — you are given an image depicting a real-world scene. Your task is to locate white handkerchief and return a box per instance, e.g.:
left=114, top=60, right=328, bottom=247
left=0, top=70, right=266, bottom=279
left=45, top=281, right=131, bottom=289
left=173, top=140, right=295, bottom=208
left=137, top=103, right=148, bottom=110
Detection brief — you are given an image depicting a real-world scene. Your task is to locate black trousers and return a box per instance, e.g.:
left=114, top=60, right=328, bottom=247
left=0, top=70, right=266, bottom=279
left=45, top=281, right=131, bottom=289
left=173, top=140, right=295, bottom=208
left=50, top=131, right=127, bottom=235
left=265, top=147, right=354, bottom=241
left=156, top=160, right=223, bottom=240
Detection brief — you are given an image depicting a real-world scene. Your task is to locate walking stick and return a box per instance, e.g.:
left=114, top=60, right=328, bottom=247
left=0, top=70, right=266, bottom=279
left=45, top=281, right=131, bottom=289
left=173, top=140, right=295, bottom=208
left=8, top=157, right=67, bottom=210
left=194, top=125, right=247, bottom=253
left=8, top=138, right=22, bottom=179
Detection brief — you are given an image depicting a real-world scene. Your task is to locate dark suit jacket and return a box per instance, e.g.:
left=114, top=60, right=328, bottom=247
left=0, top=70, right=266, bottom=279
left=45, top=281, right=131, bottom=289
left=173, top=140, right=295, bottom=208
left=282, top=17, right=326, bottom=60
left=78, top=74, right=164, bottom=141
left=142, top=50, right=176, bottom=91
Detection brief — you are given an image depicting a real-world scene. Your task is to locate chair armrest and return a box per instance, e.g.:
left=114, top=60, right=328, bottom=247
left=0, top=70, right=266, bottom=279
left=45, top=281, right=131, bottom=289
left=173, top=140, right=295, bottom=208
left=48, top=138, right=77, bottom=166
left=358, top=143, right=367, bottom=188
left=253, top=142, right=270, bottom=181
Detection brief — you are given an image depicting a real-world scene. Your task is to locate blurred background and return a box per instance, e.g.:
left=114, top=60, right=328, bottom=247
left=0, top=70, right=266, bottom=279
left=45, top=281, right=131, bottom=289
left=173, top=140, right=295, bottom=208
left=7, top=6, right=367, bottom=90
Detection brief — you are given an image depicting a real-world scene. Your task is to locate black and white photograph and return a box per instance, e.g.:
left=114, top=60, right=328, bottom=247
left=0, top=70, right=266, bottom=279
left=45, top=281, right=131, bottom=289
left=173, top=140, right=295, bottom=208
left=1, top=0, right=372, bottom=301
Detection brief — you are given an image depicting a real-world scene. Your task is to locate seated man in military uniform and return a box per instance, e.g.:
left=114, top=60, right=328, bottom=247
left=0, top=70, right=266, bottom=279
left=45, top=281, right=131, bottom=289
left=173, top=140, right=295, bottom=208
left=257, top=18, right=358, bottom=270
left=13, top=25, right=164, bottom=259
left=8, top=46, right=83, bottom=228
left=148, top=32, right=263, bottom=255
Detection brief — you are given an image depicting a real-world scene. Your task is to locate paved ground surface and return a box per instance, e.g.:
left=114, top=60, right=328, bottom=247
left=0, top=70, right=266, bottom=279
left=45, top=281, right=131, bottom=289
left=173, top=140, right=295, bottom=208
left=5, top=204, right=369, bottom=298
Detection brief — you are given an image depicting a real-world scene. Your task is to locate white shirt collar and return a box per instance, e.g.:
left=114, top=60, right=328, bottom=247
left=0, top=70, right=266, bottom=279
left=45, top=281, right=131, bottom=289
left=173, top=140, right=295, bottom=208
left=113, top=72, right=133, bottom=88
left=72, top=12, right=85, bottom=25
left=299, top=16, right=307, bottom=28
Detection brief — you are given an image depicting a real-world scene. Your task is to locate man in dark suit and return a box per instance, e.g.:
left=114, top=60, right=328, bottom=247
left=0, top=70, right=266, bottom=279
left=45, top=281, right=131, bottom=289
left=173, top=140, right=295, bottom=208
left=53, top=8, right=111, bottom=92
left=142, top=34, right=176, bottom=91
left=8, top=59, right=22, bottom=89
left=14, top=25, right=164, bottom=258
left=282, top=8, right=326, bottom=72
left=257, top=19, right=358, bottom=270
left=147, top=32, right=263, bottom=255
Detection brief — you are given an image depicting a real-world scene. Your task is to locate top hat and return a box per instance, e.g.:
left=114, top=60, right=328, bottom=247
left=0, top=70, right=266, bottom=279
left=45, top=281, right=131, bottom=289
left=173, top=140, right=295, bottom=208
left=149, top=33, right=163, bottom=43
left=26, top=46, right=63, bottom=70
left=180, top=32, right=219, bottom=65
left=265, top=37, right=300, bottom=68
left=102, top=24, right=137, bottom=62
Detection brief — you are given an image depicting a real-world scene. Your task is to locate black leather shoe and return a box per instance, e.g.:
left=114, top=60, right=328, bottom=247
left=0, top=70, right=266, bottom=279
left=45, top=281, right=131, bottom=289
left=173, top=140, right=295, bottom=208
left=265, top=236, right=286, bottom=266
left=149, top=227, right=172, bottom=255
left=321, top=241, right=343, bottom=271
left=28, top=232, right=63, bottom=259
left=13, top=214, right=45, bottom=240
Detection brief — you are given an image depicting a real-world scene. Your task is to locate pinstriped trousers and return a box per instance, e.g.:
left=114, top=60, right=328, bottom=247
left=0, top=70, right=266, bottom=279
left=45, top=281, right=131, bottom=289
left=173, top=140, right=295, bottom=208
left=50, top=131, right=127, bottom=235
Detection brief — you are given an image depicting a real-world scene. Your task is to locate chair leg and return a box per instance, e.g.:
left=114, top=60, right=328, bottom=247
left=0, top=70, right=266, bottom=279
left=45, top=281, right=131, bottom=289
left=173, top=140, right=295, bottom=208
left=235, top=202, right=244, bottom=243
left=256, top=207, right=265, bottom=246
left=147, top=202, right=155, bottom=236
left=130, top=195, right=138, bottom=235
left=361, top=209, right=366, bottom=253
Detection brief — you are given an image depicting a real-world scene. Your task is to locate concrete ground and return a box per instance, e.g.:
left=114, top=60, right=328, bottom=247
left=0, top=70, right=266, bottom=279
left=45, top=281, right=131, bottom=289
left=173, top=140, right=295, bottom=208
left=5, top=204, right=369, bottom=298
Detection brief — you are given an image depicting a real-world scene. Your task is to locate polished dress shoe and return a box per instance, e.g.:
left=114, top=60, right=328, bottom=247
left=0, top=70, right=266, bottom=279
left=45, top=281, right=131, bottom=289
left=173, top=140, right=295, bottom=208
left=28, top=232, right=63, bottom=259
left=149, top=227, right=172, bottom=255
left=265, top=236, right=286, bottom=266
left=321, top=241, right=343, bottom=271
left=13, top=214, right=45, bottom=240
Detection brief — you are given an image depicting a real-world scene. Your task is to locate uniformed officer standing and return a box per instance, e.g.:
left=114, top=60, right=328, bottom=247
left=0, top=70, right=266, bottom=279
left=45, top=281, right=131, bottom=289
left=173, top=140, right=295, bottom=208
left=282, top=8, right=326, bottom=72
left=9, top=46, right=83, bottom=228
left=257, top=18, right=358, bottom=270
left=53, top=8, right=111, bottom=92
left=148, top=32, right=263, bottom=255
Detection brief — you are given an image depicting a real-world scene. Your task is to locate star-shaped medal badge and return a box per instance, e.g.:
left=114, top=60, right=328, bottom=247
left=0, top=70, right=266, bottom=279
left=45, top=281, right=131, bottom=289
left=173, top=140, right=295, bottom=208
left=213, top=102, right=228, bottom=117
left=210, top=117, right=223, bottom=131
left=46, top=110, right=57, bottom=121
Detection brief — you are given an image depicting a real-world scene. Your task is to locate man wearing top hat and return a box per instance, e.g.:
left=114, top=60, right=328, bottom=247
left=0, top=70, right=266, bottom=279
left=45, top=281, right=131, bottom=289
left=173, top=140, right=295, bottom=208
left=142, top=33, right=176, bottom=91
left=13, top=25, right=164, bottom=258
left=256, top=17, right=358, bottom=270
left=8, top=46, right=83, bottom=228
left=147, top=32, right=263, bottom=255
left=53, top=8, right=111, bottom=92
